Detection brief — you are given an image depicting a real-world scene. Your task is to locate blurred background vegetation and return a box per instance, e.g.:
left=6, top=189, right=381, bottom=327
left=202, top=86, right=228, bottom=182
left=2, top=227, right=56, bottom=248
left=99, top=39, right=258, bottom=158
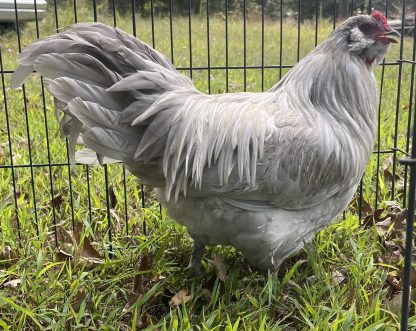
left=103, top=0, right=408, bottom=19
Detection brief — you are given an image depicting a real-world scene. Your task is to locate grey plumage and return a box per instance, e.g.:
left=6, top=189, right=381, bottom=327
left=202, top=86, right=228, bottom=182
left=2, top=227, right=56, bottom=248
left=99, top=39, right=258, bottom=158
left=11, top=12, right=399, bottom=269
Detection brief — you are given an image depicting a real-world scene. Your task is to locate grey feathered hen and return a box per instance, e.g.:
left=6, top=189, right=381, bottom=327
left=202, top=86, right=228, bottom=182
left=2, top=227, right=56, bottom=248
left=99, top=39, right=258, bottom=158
left=11, top=11, right=399, bottom=270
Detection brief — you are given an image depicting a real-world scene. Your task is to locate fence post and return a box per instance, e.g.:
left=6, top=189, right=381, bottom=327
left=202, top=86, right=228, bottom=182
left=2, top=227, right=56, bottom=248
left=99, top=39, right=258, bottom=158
left=399, top=58, right=416, bottom=330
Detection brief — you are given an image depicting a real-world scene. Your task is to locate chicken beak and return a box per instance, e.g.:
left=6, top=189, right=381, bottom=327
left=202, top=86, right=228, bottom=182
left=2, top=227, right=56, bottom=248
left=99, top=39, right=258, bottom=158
left=383, top=28, right=401, bottom=43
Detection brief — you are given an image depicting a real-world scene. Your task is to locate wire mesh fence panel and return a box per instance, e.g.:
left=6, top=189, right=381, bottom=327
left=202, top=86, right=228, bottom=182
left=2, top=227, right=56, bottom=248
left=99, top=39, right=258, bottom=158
left=0, top=0, right=415, bottom=328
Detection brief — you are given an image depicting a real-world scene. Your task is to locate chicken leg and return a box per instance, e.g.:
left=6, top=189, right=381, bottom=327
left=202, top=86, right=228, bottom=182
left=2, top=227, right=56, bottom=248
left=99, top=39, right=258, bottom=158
left=188, top=241, right=205, bottom=271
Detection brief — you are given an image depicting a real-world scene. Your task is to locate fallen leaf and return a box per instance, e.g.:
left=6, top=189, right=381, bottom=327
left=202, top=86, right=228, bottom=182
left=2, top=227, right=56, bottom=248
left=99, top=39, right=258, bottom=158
left=110, top=209, right=122, bottom=232
left=53, top=194, right=64, bottom=208
left=201, top=288, right=212, bottom=301
left=123, top=256, right=152, bottom=312
left=386, top=292, right=404, bottom=316
left=384, top=201, right=402, bottom=214
left=55, top=248, right=73, bottom=262
left=399, top=268, right=416, bottom=288
left=375, top=217, right=393, bottom=237
left=109, top=186, right=117, bottom=209
left=330, top=269, right=346, bottom=285
left=19, top=139, right=28, bottom=147
left=383, top=156, right=393, bottom=170
left=80, top=236, right=101, bottom=259
left=58, top=228, right=77, bottom=247
left=379, top=250, right=402, bottom=266
left=4, top=278, right=21, bottom=289
left=212, top=255, right=228, bottom=282
left=387, top=275, right=402, bottom=292
left=73, top=287, right=86, bottom=310
left=1, top=245, right=12, bottom=260
left=78, top=257, right=103, bottom=270
left=170, top=289, right=192, bottom=307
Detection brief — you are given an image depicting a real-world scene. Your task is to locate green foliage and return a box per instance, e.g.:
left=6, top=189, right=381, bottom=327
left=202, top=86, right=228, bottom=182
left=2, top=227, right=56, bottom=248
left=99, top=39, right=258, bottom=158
left=107, top=0, right=404, bottom=18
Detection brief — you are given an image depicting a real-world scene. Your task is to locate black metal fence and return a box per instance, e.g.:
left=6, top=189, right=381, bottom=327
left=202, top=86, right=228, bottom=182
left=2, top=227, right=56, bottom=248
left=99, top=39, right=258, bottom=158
left=0, top=0, right=415, bottom=328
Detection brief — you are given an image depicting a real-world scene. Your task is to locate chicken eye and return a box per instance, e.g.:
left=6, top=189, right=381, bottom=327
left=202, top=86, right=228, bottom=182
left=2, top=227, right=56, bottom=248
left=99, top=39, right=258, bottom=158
left=359, top=23, right=372, bottom=34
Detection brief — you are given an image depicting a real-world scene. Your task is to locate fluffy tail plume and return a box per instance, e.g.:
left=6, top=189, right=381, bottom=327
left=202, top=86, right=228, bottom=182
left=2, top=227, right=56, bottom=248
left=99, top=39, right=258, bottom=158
left=11, top=23, right=194, bottom=169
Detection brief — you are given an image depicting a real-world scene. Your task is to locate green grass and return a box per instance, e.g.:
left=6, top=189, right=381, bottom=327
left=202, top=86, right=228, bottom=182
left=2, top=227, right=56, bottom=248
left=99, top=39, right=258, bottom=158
left=0, top=1, right=415, bottom=329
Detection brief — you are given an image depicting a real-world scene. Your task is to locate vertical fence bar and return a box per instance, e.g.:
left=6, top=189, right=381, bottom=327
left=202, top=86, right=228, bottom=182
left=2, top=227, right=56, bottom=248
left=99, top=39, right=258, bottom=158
left=131, top=0, right=136, bottom=37
left=297, top=0, right=301, bottom=61
left=104, top=165, right=113, bottom=253
left=400, top=69, right=416, bottom=331
left=374, top=62, right=386, bottom=210
left=141, top=184, right=146, bottom=235
left=314, top=0, right=319, bottom=46
left=243, top=0, right=247, bottom=91
left=73, top=0, right=78, bottom=23
left=391, top=0, right=406, bottom=199
left=53, top=0, right=76, bottom=233
left=206, top=0, right=211, bottom=94
left=0, top=47, right=20, bottom=242
left=188, top=0, right=193, bottom=79
left=403, top=11, right=416, bottom=207
left=112, top=0, right=117, bottom=27
left=92, top=0, right=97, bottom=22
left=169, top=0, right=174, bottom=64
left=261, top=0, right=265, bottom=92
left=13, top=0, right=39, bottom=237
left=400, top=4, right=416, bottom=327
left=150, top=0, right=155, bottom=48
left=225, top=0, right=229, bottom=92
left=278, top=0, right=283, bottom=80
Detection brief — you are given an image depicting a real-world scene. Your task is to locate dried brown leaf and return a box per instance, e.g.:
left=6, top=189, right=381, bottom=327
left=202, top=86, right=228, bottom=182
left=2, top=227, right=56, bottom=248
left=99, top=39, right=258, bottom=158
left=374, top=209, right=388, bottom=222
left=4, top=278, right=21, bottom=289
left=73, top=287, right=86, bottom=310
left=375, top=217, right=393, bottom=237
left=212, top=255, right=228, bottom=282
left=330, top=269, right=346, bottom=285
left=399, top=268, right=416, bottom=288
left=378, top=250, right=402, bottom=266
left=383, top=169, right=400, bottom=182
left=58, top=228, right=77, bottom=247
left=109, top=186, right=117, bottom=209
left=53, top=194, right=64, bottom=208
left=123, top=256, right=152, bottom=312
left=383, top=156, right=393, bottom=170
left=56, top=248, right=73, bottom=262
left=1, top=245, right=12, bottom=260
left=80, top=236, right=101, bottom=259
left=110, top=209, right=122, bottom=232
left=78, top=256, right=103, bottom=270
left=386, top=292, right=403, bottom=316
left=387, top=275, right=402, bottom=292
left=73, top=223, right=84, bottom=243
left=201, top=288, right=212, bottom=301
left=384, top=201, right=402, bottom=213
left=19, top=139, right=29, bottom=147
left=170, top=289, right=192, bottom=307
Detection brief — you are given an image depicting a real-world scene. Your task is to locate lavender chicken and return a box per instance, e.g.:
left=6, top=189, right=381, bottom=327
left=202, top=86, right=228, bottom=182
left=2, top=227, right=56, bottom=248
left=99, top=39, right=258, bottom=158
left=11, top=11, right=399, bottom=270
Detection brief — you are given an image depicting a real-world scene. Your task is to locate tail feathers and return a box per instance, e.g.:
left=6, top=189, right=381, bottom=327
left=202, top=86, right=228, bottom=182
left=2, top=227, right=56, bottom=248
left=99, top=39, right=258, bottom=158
left=67, top=98, right=139, bottom=140
left=75, top=148, right=119, bottom=165
left=107, top=69, right=193, bottom=93
left=34, top=53, right=121, bottom=87
left=49, top=78, right=129, bottom=110
left=82, top=127, right=137, bottom=162
left=10, top=65, right=34, bottom=88
left=66, top=98, right=141, bottom=166
left=10, top=22, right=201, bottom=191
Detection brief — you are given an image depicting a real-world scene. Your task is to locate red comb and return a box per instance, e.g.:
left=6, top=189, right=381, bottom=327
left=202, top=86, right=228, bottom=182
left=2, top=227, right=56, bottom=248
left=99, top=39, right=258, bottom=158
left=371, top=10, right=390, bottom=30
